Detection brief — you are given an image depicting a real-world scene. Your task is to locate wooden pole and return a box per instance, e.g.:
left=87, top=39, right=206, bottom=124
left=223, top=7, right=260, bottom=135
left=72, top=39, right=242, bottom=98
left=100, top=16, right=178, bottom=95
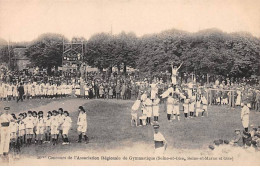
left=62, top=38, right=64, bottom=67
left=80, top=41, right=83, bottom=62
left=206, top=89, right=209, bottom=105
left=229, top=90, right=232, bottom=107
left=201, top=88, right=238, bottom=106
left=232, top=91, right=235, bottom=108
left=210, top=89, right=212, bottom=105
left=207, top=73, right=209, bottom=85
left=8, top=40, right=11, bottom=70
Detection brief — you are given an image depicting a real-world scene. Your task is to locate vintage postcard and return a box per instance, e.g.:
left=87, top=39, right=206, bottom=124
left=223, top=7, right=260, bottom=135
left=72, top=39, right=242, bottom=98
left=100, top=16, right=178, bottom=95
left=0, top=0, right=260, bottom=166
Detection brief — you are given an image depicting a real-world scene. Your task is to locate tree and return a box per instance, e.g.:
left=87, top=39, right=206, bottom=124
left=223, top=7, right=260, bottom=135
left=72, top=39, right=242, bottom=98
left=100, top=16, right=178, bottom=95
left=113, top=32, right=139, bottom=74
left=0, top=38, right=9, bottom=64
left=5, top=28, right=260, bottom=79
left=137, top=29, right=190, bottom=75
left=0, top=38, right=16, bottom=70
left=85, top=32, right=139, bottom=75
left=136, top=28, right=260, bottom=79
left=25, top=33, right=68, bottom=73
left=84, top=33, right=114, bottom=71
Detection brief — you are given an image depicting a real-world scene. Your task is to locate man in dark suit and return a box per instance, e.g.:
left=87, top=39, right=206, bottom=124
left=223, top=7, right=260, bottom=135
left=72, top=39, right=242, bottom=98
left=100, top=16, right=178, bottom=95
left=17, top=83, right=25, bottom=103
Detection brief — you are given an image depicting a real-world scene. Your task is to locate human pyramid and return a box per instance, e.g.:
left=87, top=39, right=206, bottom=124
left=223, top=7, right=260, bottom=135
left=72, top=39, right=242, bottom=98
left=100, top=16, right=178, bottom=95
left=131, top=82, right=208, bottom=126
left=131, top=62, right=208, bottom=126
left=129, top=63, right=260, bottom=155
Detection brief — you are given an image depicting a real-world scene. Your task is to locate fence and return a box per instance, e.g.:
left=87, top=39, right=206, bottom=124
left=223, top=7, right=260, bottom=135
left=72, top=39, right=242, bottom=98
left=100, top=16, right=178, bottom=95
left=206, top=88, right=236, bottom=108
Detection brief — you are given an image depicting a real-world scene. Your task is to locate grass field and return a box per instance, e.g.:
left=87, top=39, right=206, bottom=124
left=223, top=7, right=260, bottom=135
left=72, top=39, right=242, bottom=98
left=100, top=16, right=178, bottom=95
left=1, top=98, right=260, bottom=165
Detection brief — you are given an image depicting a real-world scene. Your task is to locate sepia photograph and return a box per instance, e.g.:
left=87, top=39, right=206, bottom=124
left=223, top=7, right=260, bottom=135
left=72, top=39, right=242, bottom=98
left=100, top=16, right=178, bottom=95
left=0, top=0, right=260, bottom=166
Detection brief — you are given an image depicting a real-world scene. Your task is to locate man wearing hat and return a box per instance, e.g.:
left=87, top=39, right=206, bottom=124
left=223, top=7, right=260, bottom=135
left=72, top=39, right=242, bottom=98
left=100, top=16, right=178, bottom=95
left=153, top=123, right=167, bottom=155
left=241, top=102, right=250, bottom=132
left=0, top=107, right=15, bottom=159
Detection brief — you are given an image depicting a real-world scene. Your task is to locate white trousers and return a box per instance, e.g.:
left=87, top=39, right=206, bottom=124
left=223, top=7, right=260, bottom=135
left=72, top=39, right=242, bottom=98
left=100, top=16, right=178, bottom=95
left=242, top=115, right=249, bottom=128
left=0, top=127, right=10, bottom=154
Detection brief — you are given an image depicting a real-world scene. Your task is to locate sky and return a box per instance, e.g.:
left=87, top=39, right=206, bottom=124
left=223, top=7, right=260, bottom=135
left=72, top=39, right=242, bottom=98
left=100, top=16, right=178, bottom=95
left=0, top=0, right=260, bottom=42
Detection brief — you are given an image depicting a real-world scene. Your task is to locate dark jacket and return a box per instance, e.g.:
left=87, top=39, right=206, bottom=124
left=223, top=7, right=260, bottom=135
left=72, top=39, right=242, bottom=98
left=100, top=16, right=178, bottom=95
left=18, top=85, right=25, bottom=95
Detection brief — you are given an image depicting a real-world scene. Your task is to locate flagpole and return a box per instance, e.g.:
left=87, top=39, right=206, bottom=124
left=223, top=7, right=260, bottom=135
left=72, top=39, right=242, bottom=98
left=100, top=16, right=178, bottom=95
left=8, top=38, right=11, bottom=70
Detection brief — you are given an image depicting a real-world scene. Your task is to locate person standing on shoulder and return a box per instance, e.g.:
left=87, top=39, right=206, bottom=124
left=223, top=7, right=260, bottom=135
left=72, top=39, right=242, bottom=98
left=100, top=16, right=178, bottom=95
left=171, top=62, right=183, bottom=85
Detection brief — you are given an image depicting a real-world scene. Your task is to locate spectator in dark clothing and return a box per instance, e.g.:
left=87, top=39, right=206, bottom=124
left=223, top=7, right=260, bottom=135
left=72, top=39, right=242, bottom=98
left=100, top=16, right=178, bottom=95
left=94, top=84, right=99, bottom=99
left=17, top=83, right=25, bottom=103
left=115, top=84, right=121, bottom=99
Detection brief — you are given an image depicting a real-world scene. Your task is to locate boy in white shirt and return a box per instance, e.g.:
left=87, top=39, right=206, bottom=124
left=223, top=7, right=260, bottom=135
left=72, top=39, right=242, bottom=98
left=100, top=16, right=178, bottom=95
left=145, top=95, right=153, bottom=125
left=57, top=108, right=65, bottom=142
left=25, top=111, right=34, bottom=145
left=153, top=96, right=160, bottom=121
left=31, top=83, right=35, bottom=99
left=153, top=123, right=167, bottom=155
left=183, top=99, right=189, bottom=119
left=36, top=111, right=45, bottom=144
left=10, top=114, right=18, bottom=152
left=195, top=96, right=202, bottom=117
left=77, top=106, right=89, bottom=144
left=189, top=96, right=195, bottom=118
left=18, top=113, right=26, bottom=145
left=44, top=111, right=52, bottom=143
left=131, top=99, right=141, bottom=126
left=32, top=111, right=38, bottom=143
left=7, top=83, right=13, bottom=101
left=84, top=84, right=89, bottom=99
left=172, top=94, right=180, bottom=121
left=35, top=83, right=40, bottom=99
left=62, top=111, right=72, bottom=145
left=51, top=110, right=59, bottom=145
left=201, top=95, right=208, bottom=117
left=166, top=93, right=174, bottom=122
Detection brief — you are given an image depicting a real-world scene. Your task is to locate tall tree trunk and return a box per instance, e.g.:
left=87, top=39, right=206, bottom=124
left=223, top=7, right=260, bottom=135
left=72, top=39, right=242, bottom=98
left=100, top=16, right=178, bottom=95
left=117, top=64, right=120, bottom=73
left=123, top=63, right=127, bottom=76
left=98, top=67, right=103, bottom=72
left=47, top=66, right=52, bottom=75
left=109, top=66, right=112, bottom=75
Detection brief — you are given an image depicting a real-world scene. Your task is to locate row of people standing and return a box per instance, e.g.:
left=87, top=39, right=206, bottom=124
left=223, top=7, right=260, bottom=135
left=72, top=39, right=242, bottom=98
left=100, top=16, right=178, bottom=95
left=0, top=106, right=88, bottom=162
left=0, top=82, right=73, bottom=102
left=61, top=82, right=140, bottom=100
left=208, top=85, right=260, bottom=111
left=1, top=77, right=259, bottom=110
